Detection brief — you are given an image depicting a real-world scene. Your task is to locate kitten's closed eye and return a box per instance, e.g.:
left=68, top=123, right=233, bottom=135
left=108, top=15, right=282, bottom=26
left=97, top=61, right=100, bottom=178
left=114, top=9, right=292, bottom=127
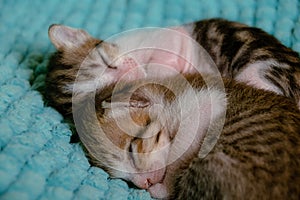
left=97, top=48, right=116, bottom=69
left=128, top=140, right=133, bottom=153
left=85, top=42, right=119, bottom=69
left=97, top=42, right=119, bottom=68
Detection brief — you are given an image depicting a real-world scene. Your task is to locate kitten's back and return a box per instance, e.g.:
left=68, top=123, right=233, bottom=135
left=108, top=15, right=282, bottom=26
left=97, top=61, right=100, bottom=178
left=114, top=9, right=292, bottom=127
left=192, top=18, right=300, bottom=107
left=172, top=77, right=300, bottom=199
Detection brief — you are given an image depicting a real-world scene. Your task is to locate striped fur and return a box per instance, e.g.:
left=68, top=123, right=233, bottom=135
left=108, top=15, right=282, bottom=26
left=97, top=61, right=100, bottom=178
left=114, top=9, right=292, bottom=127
left=168, top=75, right=300, bottom=199
left=191, top=19, right=300, bottom=106
left=89, top=74, right=300, bottom=199
left=45, top=19, right=300, bottom=117
left=45, top=19, right=300, bottom=199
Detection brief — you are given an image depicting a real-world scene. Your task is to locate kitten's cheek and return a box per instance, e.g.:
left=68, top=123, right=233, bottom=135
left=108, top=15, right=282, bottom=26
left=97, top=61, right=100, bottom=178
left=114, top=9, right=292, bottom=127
left=147, top=183, right=169, bottom=199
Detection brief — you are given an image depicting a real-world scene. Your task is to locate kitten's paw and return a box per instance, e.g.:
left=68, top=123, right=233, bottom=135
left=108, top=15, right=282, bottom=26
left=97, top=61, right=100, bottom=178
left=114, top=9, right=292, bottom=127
left=147, top=183, right=169, bottom=199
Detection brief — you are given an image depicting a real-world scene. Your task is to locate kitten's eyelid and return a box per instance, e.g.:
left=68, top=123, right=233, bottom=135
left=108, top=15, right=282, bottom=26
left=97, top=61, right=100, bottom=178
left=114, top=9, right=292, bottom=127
left=110, top=43, right=117, bottom=48
left=128, top=138, right=138, bottom=158
left=97, top=48, right=117, bottom=69
left=128, top=142, right=133, bottom=153
left=127, top=142, right=136, bottom=168
left=156, top=131, right=161, bottom=143
left=96, top=48, right=109, bottom=64
left=89, top=63, right=101, bottom=68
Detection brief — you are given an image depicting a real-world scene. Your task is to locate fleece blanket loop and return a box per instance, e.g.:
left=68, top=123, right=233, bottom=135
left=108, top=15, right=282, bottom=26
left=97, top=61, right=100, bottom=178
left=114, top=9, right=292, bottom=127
left=0, top=0, right=300, bottom=199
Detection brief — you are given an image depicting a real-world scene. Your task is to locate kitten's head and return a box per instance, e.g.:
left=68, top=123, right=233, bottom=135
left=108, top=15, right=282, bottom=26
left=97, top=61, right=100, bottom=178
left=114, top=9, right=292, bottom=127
left=48, top=25, right=147, bottom=97
left=74, top=79, right=179, bottom=189
left=47, top=25, right=226, bottom=191
left=48, top=25, right=175, bottom=188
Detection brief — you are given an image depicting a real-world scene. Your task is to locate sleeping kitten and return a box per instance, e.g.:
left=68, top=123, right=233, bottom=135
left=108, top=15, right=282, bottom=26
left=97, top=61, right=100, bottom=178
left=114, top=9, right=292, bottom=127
left=72, top=73, right=300, bottom=199
left=45, top=18, right=300, bottom=199
left=46, top=18, right=300, bottom=112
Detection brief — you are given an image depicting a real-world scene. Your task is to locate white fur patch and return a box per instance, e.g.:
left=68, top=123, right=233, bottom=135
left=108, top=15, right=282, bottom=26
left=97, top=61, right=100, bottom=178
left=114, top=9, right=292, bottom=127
left=168, top=86, right=227, bottom=164
left=235, top=59, right=284, bottom=95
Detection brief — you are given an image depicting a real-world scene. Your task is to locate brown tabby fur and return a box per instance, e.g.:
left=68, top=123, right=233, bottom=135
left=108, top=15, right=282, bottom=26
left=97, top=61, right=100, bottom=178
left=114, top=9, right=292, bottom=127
left=194, top=19, right=300, bottom=105
left=45, top=18, right=300, bottom=199
left=170, top=75, right=300, bottom=199
left=87, top=74, right=300, bottom=199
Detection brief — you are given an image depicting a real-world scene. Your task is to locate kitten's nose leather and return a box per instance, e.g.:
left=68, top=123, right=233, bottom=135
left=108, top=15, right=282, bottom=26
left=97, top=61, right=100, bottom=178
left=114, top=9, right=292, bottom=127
left=131, top=168, right=165, bottom=189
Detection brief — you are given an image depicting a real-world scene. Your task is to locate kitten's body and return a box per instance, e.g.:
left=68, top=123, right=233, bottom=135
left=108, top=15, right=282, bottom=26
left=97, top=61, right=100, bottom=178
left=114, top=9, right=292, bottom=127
left=170, top=75, right=300, bottom=199
left=73, top=74, right=300, bottom=199
left=190, top=19, right=300, bottom=106
left=46, top=19, right=300, bottom=112
left=45, top=18, right=300, bottom=199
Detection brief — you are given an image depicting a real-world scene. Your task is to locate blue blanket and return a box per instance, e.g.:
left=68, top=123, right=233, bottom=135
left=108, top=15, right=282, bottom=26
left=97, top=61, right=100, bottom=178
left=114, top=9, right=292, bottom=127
left=1, top=0, right=300, bottom=199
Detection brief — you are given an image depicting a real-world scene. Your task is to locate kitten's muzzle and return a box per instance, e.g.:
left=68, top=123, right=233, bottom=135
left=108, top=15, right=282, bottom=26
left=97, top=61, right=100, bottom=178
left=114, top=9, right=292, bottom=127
left=131, top=167, right=166, bottom=189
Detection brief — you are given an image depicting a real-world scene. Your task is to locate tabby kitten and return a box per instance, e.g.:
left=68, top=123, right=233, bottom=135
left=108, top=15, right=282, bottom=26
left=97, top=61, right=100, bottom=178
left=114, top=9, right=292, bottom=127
left=70, top=73, right=300, bottom=199
left=46, top=18, right=300, bottom=113
left=45, top=18, right=300, bottom=199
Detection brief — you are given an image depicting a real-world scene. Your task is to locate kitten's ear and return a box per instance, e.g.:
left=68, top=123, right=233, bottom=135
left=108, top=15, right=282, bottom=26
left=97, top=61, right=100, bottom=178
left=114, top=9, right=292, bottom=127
left=100, top=87, right=151, bottom=110
left=129, top=95, right=151, bottom=108
left=102, top=94, right=151, bottom=109
left=48, top=24, right=92, bottom=50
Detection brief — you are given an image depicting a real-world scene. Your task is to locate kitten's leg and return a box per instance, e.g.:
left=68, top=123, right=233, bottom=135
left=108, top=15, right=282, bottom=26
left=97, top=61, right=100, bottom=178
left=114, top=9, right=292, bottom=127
left=171, top=152, right=249, bottom=200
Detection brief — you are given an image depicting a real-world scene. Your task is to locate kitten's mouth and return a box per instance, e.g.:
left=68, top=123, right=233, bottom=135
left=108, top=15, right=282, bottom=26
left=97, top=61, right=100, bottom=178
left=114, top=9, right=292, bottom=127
left=147, top=169, right=166, bottom=188
left=130, top=168, right=166, bottom=189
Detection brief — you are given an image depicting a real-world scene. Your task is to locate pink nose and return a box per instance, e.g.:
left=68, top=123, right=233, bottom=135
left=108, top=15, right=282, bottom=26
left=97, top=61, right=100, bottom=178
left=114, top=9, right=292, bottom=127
left=131, top=168, right=165, bottom=189
left=142, top=178, right=152, bottom=189
left=137, top=178, right=155, bottom=189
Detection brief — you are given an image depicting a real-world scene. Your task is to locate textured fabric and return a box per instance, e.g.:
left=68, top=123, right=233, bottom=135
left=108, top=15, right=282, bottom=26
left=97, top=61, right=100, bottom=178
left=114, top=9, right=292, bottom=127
left=0, top=0, right=300, bottom=199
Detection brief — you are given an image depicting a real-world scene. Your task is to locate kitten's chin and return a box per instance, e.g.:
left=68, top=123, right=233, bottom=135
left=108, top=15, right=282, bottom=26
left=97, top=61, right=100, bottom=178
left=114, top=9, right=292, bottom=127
left=147, top=183, right=169, bottom=199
